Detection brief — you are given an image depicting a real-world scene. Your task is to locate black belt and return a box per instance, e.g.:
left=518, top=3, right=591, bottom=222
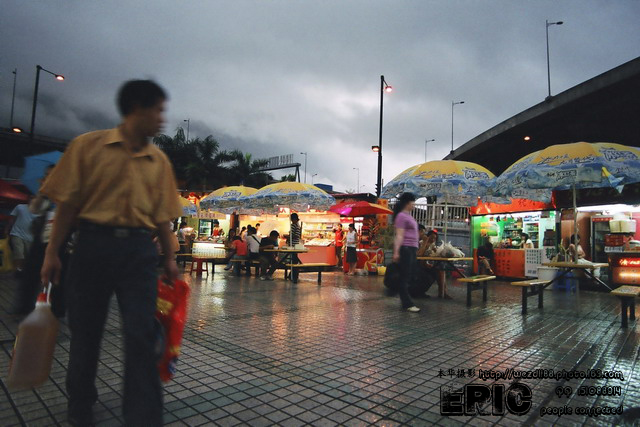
left=78, top=221, right=152, bottom=238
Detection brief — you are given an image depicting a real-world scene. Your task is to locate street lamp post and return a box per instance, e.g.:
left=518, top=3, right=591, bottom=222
left=424, top=138, right=435, bottom=162
left=300, top=152, right=308, bottom=183
left=376, top=75, right=392, bottom=197
left=10, top=68, right=17, bottom=128
left=353, top=167, right=359, bottom=192
left=546, top=19, right=564, bottom=100
left=184, top=119, right=190, bottom=142
left=450, top=101, right=464, bottom=155
left=30, top=65, right=64, bottom=141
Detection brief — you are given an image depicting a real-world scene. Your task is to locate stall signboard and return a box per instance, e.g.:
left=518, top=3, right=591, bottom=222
left=470, top=197, right=555, bottom=216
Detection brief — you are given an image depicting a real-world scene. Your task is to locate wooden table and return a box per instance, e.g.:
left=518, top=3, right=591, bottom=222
left=417, top=257, right=473, bottom=278
left=263, top=248, right=309, bottom=280
left=541, top=262, right=611, bottom=290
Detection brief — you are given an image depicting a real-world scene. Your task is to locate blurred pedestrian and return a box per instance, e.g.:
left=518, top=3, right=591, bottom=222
left=5, top=197, right=36, bottom=274
left=15, top=165, right=70, bottom=317
left=40, top=79, right=181, bottom=426
left=392, top=193, right=420, bottom=312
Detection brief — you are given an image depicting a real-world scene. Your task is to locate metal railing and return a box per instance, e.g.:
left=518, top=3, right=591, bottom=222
left=411, top=203, right=470, bottom=231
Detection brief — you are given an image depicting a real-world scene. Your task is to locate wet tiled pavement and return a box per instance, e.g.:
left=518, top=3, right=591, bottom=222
left=1, top=267, right=639, bottom=426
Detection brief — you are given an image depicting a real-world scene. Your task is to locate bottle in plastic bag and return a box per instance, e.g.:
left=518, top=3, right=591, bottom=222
left=6, top=284, right=59, bottom=390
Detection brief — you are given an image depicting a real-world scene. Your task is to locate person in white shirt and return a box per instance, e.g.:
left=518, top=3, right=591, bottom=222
left=246, top=226, right=261, bottom=261
left=345, top=223, right=359, bottom=275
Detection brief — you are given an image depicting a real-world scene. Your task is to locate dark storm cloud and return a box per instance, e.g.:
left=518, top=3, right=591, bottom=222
left=2, top=0, right=639, bottom=191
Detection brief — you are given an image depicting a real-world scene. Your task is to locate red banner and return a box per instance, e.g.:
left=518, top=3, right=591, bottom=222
left=470, top=196, right=555, bottom=215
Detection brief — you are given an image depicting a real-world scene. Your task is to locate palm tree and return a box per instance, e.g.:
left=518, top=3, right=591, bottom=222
left=228, top=150, right=272, bottom=187
left=155, top=128, right=233, bottom=191
left=154, top=127, right=191, bottom=186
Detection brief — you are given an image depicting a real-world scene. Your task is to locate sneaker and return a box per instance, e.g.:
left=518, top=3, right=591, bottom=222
left=259, top=276, right=267, bottom=281
left=223, top=266, right=232, bottom=271
left=405, top=306, right=421, bottom=313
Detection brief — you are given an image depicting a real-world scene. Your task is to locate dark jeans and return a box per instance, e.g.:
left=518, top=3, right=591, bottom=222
left=259, top=254, right=277, bottom=277
left=65, top=230, right=162, bottom=426
left=399, top=246, right=417, bottom=308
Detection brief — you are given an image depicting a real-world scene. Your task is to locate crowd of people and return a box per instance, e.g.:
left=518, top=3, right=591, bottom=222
left=1, top=79, right=468, bottom=425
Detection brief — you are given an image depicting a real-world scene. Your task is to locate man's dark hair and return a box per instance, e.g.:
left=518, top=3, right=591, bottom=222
left=291, top=213, right=299, bottom=222
left=117, top=80, right=167, bottom=116
left=427, top=230, right=437, bottom=238
left=270, top=230, right=280, bottom=238
left=418, top=224, right=426, bottom=231
left=233, top=236, right=241, bottom=241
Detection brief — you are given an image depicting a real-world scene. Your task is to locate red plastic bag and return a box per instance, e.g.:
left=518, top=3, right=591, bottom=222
left=156, top=276, right=189, bottom=382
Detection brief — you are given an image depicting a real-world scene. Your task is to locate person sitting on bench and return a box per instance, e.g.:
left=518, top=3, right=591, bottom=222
left=477, top=237, right=495, bottom=275
left=225, top=235, right=248, bottom=275
left=416, top=227, right=450, bottom=299
left=259, top=230, right=280, bottom=281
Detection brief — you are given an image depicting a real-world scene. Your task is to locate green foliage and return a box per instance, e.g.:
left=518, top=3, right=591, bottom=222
left=280, top=174, right=296, bottom=182
left=376, top=225, right=396, bottom=250
left=154, top=127, right=273, bottom=190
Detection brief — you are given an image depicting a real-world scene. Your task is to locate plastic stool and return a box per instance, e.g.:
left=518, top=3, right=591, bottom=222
left=554, top=271, right=577, bottom=293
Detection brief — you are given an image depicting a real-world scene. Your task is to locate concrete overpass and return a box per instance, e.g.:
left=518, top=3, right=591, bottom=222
left=447, top=56, right=640, bottom=175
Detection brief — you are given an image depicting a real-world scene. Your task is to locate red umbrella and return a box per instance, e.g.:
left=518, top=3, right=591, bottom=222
left=0, top=179, right=29, bottom=203
left=329, top=201, right=392, bottom=217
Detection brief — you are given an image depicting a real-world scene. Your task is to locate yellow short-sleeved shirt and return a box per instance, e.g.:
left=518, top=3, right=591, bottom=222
left=40, top=127, right=182, bottom=229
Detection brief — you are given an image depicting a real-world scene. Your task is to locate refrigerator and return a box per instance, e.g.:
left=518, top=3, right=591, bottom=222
left=198, top=219, right=213, bottom=237
left=591, top=215, right=612, bottom=264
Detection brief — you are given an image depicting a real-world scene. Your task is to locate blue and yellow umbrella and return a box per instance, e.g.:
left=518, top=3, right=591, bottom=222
left=381, top=160, right=496, bottom=242
left=495, top=142, right=640, bottom=201
left=179, top=197, right=198, bottom=217
left=199, top=186, right=258, bottom=214
left=381, top=160, right=496, bottom=205
left=495, top=142, right=640, bottom=261
left=240, top=182, right=335, bottom=214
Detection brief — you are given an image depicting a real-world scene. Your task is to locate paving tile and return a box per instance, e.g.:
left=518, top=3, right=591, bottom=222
left=1, top=271, right=636, bottom=426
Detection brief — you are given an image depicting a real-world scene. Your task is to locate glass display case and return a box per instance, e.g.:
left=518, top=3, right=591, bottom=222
left=192, top=242, right=226, bottom=258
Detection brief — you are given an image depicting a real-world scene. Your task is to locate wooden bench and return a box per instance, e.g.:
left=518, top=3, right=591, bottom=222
left=611, top=285, right=640, bottom=328
left=510, top=279, right=550, bottom=314
left=285, top=263, right=332, bottom=284
left=458, top=275, right=496, bottom=307
left=229, top=259, right=261, bottom=276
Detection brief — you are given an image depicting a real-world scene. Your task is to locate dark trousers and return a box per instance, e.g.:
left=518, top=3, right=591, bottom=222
left=399, top=246, right=417, bottom=308
left=259, top=254, right=277, bottom=277
left=65, top=231, right=162, bottom=426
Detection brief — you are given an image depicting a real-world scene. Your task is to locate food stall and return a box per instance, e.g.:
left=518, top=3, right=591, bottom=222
left=575, top=204, right=640, bottom=286
left=470, top=199, right=558, bottom=278
left=238, top=210, right=344, bottom=265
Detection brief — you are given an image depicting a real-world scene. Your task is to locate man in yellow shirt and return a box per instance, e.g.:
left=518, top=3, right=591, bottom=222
left=40, top=80, right=182, bottom=427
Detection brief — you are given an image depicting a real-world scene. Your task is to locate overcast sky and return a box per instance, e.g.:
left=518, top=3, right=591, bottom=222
left=2, top=1, right=639, bottom=192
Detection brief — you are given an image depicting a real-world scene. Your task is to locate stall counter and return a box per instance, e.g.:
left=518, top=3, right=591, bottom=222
left=609, top=252, right=640, bottom=285
left=474, top=249, right=526, bottom=278
left=299, top=244, right=337, bottom=265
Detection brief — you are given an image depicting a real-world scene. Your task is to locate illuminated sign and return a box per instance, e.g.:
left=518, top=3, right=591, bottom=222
left=618, top=258, right=640, bottom=267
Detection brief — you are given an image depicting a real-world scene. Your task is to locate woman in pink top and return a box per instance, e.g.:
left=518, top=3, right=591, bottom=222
left=393, top=193, right=420, bottom=313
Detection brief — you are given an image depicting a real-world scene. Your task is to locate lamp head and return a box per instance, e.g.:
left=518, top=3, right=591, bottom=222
left=371, top=145, right=380, bottom=153
left=12, top=127, right=23, bottom=133
left=55, top=75, right=65, bottom=81
left=384, top=85, right=393, bottom=93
